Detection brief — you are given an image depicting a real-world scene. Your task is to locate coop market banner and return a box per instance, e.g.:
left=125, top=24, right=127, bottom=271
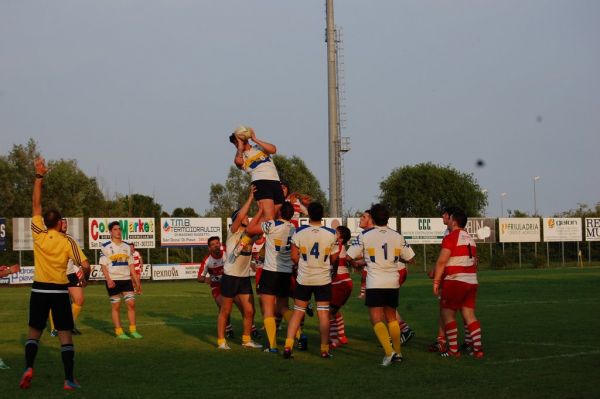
left=0, top=218, right=6, bottom=251
left=542, top=218, right=582, bottom=242
left=88, top=218, right=156, bottom=249
left=585, top=218, right=600, bottom=242
left=13, top=217, right=85, bottom=251
left=465, top=218, right=496, bottom=243
left=400, top=218, right=446, bottom=244
left=152, top=263, right=200, bottom=280
left=160, top=218, right=222, bottom=247
left=346, top=218, right=398, bottom=237
left=499, top=218, right=541, bottom=243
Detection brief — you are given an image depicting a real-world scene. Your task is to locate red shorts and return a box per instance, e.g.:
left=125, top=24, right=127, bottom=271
left=398, top=269, right=407, bottom=286
left=440, top=280, right=478, bottom=311
left=331, top=279, right=353, bottom=308
left=255, top=267, right=263, bottom=284
left=210, top=284, right=221, bottom=300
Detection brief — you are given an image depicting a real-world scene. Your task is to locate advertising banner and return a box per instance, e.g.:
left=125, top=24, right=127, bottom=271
left=400, top=218, right=446, bottom=244
left=89, top=264, right=152, bottom=280
left=297, top=218, right=343, bottom=229
left=160, top=218, right=222, bottom=247
left=465, top=218, right=496, bottom=243
left=499, top=218, right=541, bottom=243
left=585, top=218, right=600, bottom=242
left=346, top=218, right=398, bottom=237
left=152, top=263, right=200, bottom=281
left=89, top=218, right=156, bottom=249
left=9, top=266, right=35, bottom=284
left=13, top=217, right=85, bottom=251
left=543, top=218, right=582, bottom=242
left=0, top=217, right=6, bottom=251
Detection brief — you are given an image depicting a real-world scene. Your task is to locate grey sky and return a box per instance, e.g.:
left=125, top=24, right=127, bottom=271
left=1, top=0, right=599, bottom=217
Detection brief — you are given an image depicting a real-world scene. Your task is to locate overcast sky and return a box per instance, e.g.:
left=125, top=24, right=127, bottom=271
left=1, top=0, right=598, bottom=217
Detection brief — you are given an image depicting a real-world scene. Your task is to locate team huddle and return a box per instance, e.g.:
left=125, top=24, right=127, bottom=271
left=14, top=127, right=483, bottom=390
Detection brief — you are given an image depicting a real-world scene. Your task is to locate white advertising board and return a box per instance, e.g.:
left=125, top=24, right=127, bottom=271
left=499, top=218, right=541, bottom=243
left=89, top=218, right=156, bottom=249
left=13, top=217, right=85, bottom=250
left=152, top=263, right=200, bottom=281
left=585, top=218, right=600, bottom=242
left=89, top=264, right=152, bottom=280
left=543, top=218, right=582, bottom=242
left=346, top=218, right=397, bottom=237
left=400, top=218, right=446, bottom=244
left=160, top=218, right=222, bottom=247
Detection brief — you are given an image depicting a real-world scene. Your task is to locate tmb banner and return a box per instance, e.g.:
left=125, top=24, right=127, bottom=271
left=160, top=218, right=221, bottom=247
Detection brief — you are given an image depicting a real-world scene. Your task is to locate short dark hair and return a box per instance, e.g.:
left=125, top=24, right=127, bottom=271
left=43, top=209, right=62, bottom=229
left=450, top=208, right=468, bottom=228
left=369, top=203, right=389, bottom=226
left=280, top=181, right=290, bottom=190
left=207, top=236, right=220, bottom=246
left=231, top=209, right=240, bottom=222
left=229, top=133, right=237, bottom=145
left=280, top=202, right=294, bottom=221
left=336, top=225, right=351, bottom=245
left=307, top=202, right=324, bottom=222
left=442, top=206, right=457, bottom=216
left=108, top=221, right=121, bottom=231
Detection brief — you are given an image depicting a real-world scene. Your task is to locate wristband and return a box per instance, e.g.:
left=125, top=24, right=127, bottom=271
left=35, top=174, right=44, bottom=179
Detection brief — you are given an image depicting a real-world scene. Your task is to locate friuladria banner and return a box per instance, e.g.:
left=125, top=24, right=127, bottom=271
left=400, top=218, right=446, bottom=244
left=465, top=218, right=496, bottom=243
left=152, top=263, right=200, bottom=280
left=88, top=218, right=156, bottom=249
left=499, top=218, right=541, bottom=243
left=543, top=218, right=582, bottom=242
left=160, top=218, right=222, bottom=247
left=13, top=217, right=85, bottom=251
left=0, top=217, right=6, bottom=251
left=346, top=217, right=398, bottom=237
left=585, top=218, right=600, bottom=242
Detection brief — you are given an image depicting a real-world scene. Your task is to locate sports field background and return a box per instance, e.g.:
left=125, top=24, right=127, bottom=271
left=1, top=267, right=599, bottom=398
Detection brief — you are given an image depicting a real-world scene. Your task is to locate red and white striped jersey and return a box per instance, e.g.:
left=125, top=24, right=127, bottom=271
left=441, top=229, right=478, bottom=285
left=132, top=250, right=142, bottom=271
left=333, top=243, right=351, bottom=285
left=198, top=252, right=225, bottom=285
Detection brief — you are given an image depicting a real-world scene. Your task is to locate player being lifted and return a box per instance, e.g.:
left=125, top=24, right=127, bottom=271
left=246, top=201, right=296, bottom=353
left=283, top=202, right=339, bottom=359
left=229, top=126, right=284, bottom=260
left=216, top=189, right=262, bottom=350
left=432, top=208, right=483, bottom=358
left=99, top=222, right=143, bottom=339
left=346, top=204, right=415, bottom=366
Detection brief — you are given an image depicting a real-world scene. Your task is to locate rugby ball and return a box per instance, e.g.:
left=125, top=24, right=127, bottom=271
left=234, top=125, right=253, bottom=141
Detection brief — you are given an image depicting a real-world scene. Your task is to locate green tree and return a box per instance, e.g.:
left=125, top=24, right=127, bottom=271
left=0, top=139, right=39, bottom=217
left=558, top=202, right=600, bottom=217
left=172, top=207, right=199, bottom=217
left=379, top=162, right=487, bottom=217
left=273, top=155, right=328, bottom=208
left=107, top=194, right=163, bottom=218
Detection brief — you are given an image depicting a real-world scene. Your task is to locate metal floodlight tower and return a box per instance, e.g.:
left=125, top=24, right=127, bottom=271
left=326, top=0, right=343, bottom=217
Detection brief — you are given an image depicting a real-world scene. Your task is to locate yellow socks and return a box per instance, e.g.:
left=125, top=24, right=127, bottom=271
left=320, top=344, right=329, bottom=353
left=49, top=310, right=55, bottom=330
left=284, top=338, right=294, bottom=350
left=373, top=322, right=394, bottom=356
left=388, top=320, right=401, bottom=354
left=242, top=335, right=251, bottom=344
left=217, top=338, right=226, bottom=346
left=264, top=317, right=277, bottom=349
left=129, top=325, right=137, bottom=334
left=115, top=327, right=124, bottom=336
left=72, top=304, right=82, bottom=321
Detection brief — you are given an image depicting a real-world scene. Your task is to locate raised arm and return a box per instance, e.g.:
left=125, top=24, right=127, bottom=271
left=233, top=137, right=245, bottom=169
left=32, top=157, right=49, bottom=217
left=230, top=186, right=254, bottom=233
left=250, top=129, right=276, bottom=155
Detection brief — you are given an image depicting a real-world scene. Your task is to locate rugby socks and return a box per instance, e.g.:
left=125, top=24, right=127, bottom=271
left=242, top=335, right=251, bottom=344
left=225, top=323, right=233, bottom=334
left=284, top=338, right=294, bottom=350
left=24, top=339, right=39, bottom=368
left=115, top=327, right=124, bottom=336
left=251, top=324, right=258, bottom=334
left=467, top=321, right=482, bottom=352
left=399, top=319, right=411, bottom=333
left=388, top=320, right=401, bottom=354
left=464, top=323, right=472, bottom=347
left=217, top=338, right=226, bottom=346
left=72, top=304, right=82, bottom=321
left=444, top=321, right=459, bottom=353
left=320, top=344, right=329, bottom=353
left=60, top=344, right=75, bottom=382
left=264, top=317, right=277, bottom=349
left=129, top=325, right=137, bottom=334
left=329, top=316, right=338, bottom=342
left=373, top=322, right=393, bottom=357
left=336, top=313, right=346, bottom=340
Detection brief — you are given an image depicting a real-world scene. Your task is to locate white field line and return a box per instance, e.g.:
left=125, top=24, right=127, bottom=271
left=502, top=341, right=593, bottom=349
left=489, top=350, right=600, bottom=365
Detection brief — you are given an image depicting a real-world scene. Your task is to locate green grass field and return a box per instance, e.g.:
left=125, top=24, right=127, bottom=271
left=1, top=268, right=599, bottom=399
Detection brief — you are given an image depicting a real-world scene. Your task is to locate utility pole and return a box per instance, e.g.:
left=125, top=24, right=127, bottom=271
left=326, top=0, right=341, bottom=217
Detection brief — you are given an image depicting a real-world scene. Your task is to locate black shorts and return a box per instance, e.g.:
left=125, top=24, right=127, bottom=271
left=220, top=274, right=253, bottom=298
left=257, top=270, right=292, bottom=297
left=67, top=273, right=80, bottom=288
left=29, top=282, right=74, bottom=331
left=365, top=288, right=399, bottom=308
left=105, top=280, right=134, bottom=297
left=294, top=282, right=331, bottom=302
left=253, top=180, right=284, bottom=205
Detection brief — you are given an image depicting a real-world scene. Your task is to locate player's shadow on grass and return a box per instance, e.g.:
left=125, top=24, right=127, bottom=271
left=145, top=310, right=216, bottom=346
left=81, top=315, right=118, bottom=337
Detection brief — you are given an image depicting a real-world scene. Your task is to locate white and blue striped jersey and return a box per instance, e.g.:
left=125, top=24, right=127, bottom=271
left=99, top=240, right=133, bottom=281
left=242, top=145, right=280, bottom=182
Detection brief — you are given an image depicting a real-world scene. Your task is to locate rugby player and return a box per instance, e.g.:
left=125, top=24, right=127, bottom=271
left=99, top=222, right=143, bottom=339
left=432, top=208, right=483, bottom=358
left=20, top=157, right=90, bottom=390
left=329, top=226, right=352, bottom=348
left=246, top=201, right=296, bottom=353
left=283, top=202, right=339, bottom=359
left=346, top=204, right=415, bottom=366
left=216, top=189, right=262, bottom=350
